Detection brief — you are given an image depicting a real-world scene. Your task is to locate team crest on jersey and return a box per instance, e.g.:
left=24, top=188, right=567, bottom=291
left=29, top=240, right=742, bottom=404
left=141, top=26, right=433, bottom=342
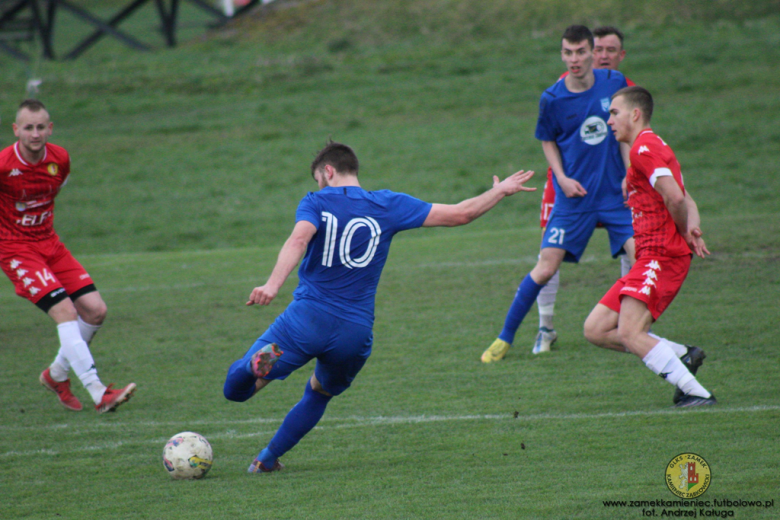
left=47, top=163, right=59, bottom=176
left=9, top=168, right=23, bottom=177
left=16, top=202, right=27, bottom=211
left=600, top=97, right=611, bottom=112
left=580, top=116, right=609, bottom=145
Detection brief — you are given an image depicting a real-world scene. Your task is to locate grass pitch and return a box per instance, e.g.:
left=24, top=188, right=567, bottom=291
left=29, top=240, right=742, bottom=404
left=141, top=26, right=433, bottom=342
left=1, top=2, right=779, bottom=519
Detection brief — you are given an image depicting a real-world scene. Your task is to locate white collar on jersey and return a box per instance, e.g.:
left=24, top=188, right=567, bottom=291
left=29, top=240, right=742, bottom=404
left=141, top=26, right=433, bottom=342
left=14, top=141, right=48, bottom=166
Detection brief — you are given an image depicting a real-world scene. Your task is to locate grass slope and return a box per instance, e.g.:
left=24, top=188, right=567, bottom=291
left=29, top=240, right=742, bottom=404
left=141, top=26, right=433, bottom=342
left=1, top=2, right=779, bottom=519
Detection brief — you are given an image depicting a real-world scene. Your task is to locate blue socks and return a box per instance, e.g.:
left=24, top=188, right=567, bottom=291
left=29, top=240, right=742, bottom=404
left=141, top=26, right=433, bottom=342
left=498, top=274, right=546, bottom=344
left=258, top=380, right=332, bottom=466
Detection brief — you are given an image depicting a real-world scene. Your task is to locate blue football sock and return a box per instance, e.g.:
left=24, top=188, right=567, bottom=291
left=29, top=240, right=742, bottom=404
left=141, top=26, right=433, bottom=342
left=259, top=380, right=332, bottom=465
left=498, top=274, right=546, bottom=344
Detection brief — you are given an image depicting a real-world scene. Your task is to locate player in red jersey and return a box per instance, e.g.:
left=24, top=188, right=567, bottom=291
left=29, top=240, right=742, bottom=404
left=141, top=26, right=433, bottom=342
left=1, top=99, right=136, bottom=413
left=583, top=86, right=715, bottom=407
left=532, top=26, right=639, bottom=355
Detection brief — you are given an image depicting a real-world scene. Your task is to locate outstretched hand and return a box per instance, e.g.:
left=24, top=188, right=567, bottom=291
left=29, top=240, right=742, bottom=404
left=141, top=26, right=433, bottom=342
left=686, top=227, right=711, bottom=259
left=493, top=170, right=536, bottom=196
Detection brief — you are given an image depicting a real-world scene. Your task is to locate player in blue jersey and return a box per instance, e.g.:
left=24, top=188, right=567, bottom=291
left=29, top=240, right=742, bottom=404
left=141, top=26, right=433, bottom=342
left=224, top=141, right=536, bottom=472
left=481, top=25, right=636, bottom=363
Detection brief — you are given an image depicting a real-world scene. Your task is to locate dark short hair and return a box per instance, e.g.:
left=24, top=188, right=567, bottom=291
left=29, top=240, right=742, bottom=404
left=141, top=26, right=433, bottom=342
left=612, top=86, right=653, bottom=123
left=593, top=26, right=625, bottom=47
left=311, top=140, right=359, bottom=177
left=562, top=25, right=593, bottom=50
left=18, top=99, right=47, bottom=113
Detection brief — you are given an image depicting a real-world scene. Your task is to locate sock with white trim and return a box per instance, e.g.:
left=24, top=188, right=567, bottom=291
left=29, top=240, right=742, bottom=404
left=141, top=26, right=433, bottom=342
left=642, top=339, right=710, bottom=398
left=537, top=269, right=559, bottom=330
left=648, top=332, right=687, bottom=358
left=78, top=316, right=101, bottom=345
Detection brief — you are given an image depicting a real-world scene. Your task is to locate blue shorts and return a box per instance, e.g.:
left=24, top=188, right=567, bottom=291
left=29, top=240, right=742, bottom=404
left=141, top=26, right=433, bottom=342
left=244, top=299, right=373, bottom=396
left=542, top=207, right=633, bottom=263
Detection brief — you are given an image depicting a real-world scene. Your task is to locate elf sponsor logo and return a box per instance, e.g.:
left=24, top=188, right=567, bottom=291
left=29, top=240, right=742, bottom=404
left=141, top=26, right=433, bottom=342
left=665, top=453, right=712, bottom=499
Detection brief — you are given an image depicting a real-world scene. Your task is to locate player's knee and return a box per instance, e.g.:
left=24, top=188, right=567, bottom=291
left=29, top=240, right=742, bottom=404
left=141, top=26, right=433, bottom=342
left=223, top=382, right=251, bottom=403
left=583, top=317, right=604, bottom=346
left=83, top=301, right=107, bottom=325
left=74, top=292, right=108, bottom=325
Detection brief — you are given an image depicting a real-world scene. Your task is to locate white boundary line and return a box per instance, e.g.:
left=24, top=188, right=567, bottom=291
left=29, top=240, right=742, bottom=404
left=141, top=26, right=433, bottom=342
left=3, top=405, right=779, bottom=458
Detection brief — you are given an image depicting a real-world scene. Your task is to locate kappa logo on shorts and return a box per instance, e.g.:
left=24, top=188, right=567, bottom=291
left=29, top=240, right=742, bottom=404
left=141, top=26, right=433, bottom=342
left=22, top=277, right=34, bottom=287
left=10, top=259, right=22, bottom=269
left=580, top=116, right=609, bottom=145
left=642, top=261, right=661, bottom=296
left=29, top=286, right=40, bottom=296
left=16, top=268, right=28, bottom=277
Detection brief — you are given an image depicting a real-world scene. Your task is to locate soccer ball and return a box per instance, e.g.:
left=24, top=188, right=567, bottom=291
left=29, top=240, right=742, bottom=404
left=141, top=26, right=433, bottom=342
left=162, top=431, right=213, bottom=480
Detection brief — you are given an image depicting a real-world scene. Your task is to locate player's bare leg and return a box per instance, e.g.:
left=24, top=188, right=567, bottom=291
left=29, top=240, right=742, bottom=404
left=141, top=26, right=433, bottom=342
left=583, top=303, right=628, bottom=352
left=73, top=291, right=107, bottom=345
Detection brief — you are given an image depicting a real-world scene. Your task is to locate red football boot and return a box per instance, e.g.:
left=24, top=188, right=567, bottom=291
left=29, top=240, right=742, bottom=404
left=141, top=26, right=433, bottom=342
left=40, top=368, right=83, bottom=411
left=95, top=382, right=137, bottom=414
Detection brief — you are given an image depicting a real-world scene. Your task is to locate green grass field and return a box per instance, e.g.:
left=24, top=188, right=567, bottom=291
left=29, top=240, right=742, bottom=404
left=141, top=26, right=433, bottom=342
left=1, top=1, right=779, bottom=518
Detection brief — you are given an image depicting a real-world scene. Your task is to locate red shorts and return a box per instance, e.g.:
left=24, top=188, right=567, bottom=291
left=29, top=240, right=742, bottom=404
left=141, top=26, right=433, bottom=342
left=540, top=168, right=556, bottom=229
left=599, top=255, right=691, bottom=320
left=0, top=235, right=94, bottom=306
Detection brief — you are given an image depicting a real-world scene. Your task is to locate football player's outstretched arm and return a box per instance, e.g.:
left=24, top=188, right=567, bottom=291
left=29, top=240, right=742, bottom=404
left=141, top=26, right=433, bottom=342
left=422, top=170, right=535, bottom=228
left=247, top=220, right=317, bottom=306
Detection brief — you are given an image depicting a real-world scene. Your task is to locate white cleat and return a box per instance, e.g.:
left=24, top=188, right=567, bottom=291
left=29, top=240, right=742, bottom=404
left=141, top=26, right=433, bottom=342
left=532, top=327, right=557, bottom=354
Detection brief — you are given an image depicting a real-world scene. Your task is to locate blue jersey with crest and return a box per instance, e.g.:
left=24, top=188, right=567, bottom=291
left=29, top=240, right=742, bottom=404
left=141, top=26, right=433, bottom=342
left=293, top=186, right=432, bottom=327
left=535, top=68, right=628, bottom=214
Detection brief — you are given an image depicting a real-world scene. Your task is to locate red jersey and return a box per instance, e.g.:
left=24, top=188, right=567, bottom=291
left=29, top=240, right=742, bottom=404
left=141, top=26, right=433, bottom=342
left=0, top=142, right=71, bottom=241
left=626, top=129, right=690, bottom=258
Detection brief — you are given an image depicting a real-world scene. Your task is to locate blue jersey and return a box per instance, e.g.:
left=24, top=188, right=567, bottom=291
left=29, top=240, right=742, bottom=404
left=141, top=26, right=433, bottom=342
left=293, top=186, right=432, bottom=327
left=535, top=69, right=628, bottom=214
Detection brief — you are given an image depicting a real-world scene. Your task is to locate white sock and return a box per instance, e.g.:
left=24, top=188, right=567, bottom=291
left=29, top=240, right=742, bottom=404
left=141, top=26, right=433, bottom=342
left=78, top=316, right=101, bottom=345
left=648, top=332, right=687, bottom=358
left=620, top=254, right=632, bottom=277
left=49, top=357, right=70, bottom=382
left=57, top=321, right=106, bottom=403
left=642, top=340, right=710, bottom=398
left=537, top=269, right=559, bottom=330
